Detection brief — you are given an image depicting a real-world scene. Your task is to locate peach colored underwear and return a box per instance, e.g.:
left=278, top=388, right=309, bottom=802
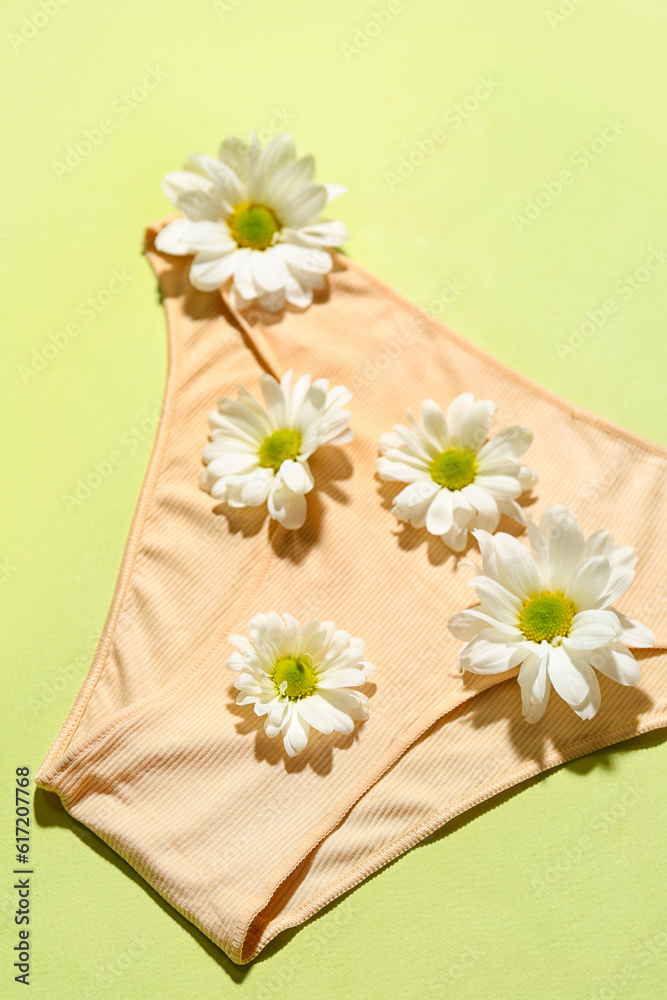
left=35, top=217, right=667, bottom=964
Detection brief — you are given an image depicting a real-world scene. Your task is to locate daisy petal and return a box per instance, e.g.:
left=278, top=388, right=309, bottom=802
left=155, top=218, right=197, bottom=256
left=218, top=134, right=249, bottom=180
left=449, top=607, right=521, bottom=637
left=541, top=504, right=585, bottom=591
left=565, top=610, right=623, bottom=650
left=264, top=154, right=316, bottom=210
left=190, top=249, right=238, bottom=291
left=565, top=556, right=611, bottom=609
left=284, top=274, right=313, bottom=308
left=249, top=247, right=287, bottom=293
left=571, top=661, right=601, bottom=720
left=251, top=133, right=296, bottom=202
left=197, top=154, right=245, bottom=208
left=419, top=399, right=449, bottom=449
left=595, top=566, right=635, bottom=609
left=283, top=711, right=310, bottom=757
left=610, top=609, right=654, bottom=648
left=474, top=475, right=522, bottom=501
left=518, top=651, right=550, bottom=722
left=492, top=532, right=543, bottom=599
left=296, top=694, right=335, bottom=734
left=458, top=631, right=523, bottom=674
left=472, top=576, right=523, bottom=623
left=161, top=171, right=222, bottom=221
left=291, top=219, right=349, bottom=247
left=325, top=183, right=347, bottom=202
left=547, top=646, right=592, bottom=707
left=230, top=247, right=256, bottom=300
left=588, top=642, right=640, bottom=686
left=279, top=459, right=313, bottom=495
left=375, top=457, right=427, bottom=484
left=459, top=399, right=495, bottom=452
left=279, top=182, right=328, bottom=229
left=460, top=483, right=498, bottom=519
left=477, top=425, right=533, bottom=462
left=445, top=393, right=475, bottom=441
left=425, top=488, right=454, bottom=536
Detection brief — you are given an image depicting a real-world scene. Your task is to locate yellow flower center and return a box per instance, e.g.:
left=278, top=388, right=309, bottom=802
left=430, top=447, right=477, bottom=490
left=258, top=429, right=302, bottom=472
left=518, top=591, right=576, bottom=643
left=271, top=657, right=318, bottom=700
left=228, top=201, right=280, bottom=250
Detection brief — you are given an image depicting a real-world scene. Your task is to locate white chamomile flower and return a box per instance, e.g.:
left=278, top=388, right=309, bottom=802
left=448, top=503, right=654, bottom=723
left=228, top=613, right=376, bottom=757
left=155, top=131, right=348, bottom=311
left=376, top=393, right=536, bottom=551
left=200, top=370, right=353, bottom=530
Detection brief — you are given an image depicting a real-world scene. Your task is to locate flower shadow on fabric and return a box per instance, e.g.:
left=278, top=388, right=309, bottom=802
left=375, top=473, right=537, bottom=567
left=224, top=274, right=333, bottom=326
left=212, top=445, right=354, bottom=564
left=156, top=243, right=347, bottom=329
left=221, top=256, right=346, bottom=326
left=458, top=652, right=657, bottom=759
left=226, top=677, right=377, bottom=775
left=235, top=717, right=667, bottom=968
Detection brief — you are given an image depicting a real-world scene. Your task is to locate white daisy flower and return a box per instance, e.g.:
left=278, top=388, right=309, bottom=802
left=448, top=504, right=654, bottom=723
left=200, top=370, right=353, bottom=530
left=155, top=131, right=348, bottom=311
left=228, top=612, right=376, bottom=757
left=376, top=393, right=537, bottom=551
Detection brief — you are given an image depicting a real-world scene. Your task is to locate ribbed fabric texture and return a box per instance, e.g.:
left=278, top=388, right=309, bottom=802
left=35, top=217, right=667, bottom=963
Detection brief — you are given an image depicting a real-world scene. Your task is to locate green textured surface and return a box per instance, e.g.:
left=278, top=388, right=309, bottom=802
left=2, top=0, right=667, bottom=996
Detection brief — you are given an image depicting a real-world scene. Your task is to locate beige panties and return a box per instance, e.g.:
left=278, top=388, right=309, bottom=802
left=35, top=217, right=667, bottom=963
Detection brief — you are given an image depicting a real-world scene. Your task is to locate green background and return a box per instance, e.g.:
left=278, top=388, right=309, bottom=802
left=2, top=0, right=667, bottom=996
